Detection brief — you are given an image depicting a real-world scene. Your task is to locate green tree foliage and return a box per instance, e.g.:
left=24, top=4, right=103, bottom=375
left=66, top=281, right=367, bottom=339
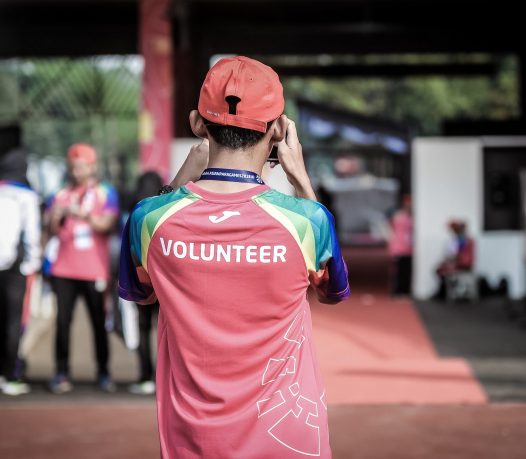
left=0, top=57, right=141, bottom=186
left=283, top=55, right=519, bottom=135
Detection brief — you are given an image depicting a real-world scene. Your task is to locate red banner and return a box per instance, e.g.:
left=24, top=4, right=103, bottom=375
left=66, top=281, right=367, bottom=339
left=139, top=0, right=173, bottom=179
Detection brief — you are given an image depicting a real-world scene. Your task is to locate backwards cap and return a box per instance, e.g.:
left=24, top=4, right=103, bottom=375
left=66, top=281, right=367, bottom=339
left=198, top=56, right=285, bottom=133
left=67, top=143, right=97, bottom=164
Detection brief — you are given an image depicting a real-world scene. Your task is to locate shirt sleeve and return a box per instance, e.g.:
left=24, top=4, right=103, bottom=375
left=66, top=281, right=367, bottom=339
left=20, top=190, right=42, bottom=276
left=44, top=194, right=55, bottom=212
left=118, top=208, right=157, bottom=305
left=102, top=184, right=120, bottom=215
left=309, top=205, right=350, bottom=303
left=45, top=192, right=60, bottom=217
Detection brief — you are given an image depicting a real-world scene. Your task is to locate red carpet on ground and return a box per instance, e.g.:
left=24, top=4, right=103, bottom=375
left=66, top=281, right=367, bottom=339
left=309, top=247, right=487, bottom=405
left=310, top=292, right=486, bottom=404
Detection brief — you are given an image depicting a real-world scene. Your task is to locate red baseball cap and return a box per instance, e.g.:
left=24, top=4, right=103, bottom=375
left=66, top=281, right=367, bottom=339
left=198, top=56, right=284, bottom=133
left=67, top=143, right=97, bottom=164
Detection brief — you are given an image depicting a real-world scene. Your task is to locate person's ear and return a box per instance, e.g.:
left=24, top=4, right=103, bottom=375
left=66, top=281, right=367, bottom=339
left=189, top=110, right=208, bottom=139
left=270, top=114, right=287, bottom=143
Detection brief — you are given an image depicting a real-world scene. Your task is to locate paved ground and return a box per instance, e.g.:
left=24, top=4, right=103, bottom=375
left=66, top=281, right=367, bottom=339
left=329, top=404, right=526, bottom=459
left=416, top=298, right=526, bottom=401
left=1, top=402, right=525, bottom=459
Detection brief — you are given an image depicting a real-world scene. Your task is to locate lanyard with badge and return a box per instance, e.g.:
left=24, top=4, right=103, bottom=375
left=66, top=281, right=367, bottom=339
left=72, top=187, right=96, bottom=251
left=71, top=186, right=107, bottom=292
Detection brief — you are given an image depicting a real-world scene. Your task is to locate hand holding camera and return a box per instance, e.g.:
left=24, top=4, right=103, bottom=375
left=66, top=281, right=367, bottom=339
left=272, top=116, right=316, bottom=201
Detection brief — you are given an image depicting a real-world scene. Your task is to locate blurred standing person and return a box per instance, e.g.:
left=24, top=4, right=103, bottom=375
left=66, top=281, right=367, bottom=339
left=47, top=144, right=119, bottom=394
left=0, top=128, right=41, bottom=396
left=127, top=171, right=162, bottom=395
left=388, top=194, right=413, bottom=296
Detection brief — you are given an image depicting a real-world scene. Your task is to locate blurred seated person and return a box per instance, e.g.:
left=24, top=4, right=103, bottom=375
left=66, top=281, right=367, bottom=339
left=434, top=220, right=475, bottom=299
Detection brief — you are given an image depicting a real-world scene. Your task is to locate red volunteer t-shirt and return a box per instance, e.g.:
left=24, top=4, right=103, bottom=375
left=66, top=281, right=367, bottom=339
left=119, top=183, right=350, bottom=458
left=50, top=181, right=119, bottom=282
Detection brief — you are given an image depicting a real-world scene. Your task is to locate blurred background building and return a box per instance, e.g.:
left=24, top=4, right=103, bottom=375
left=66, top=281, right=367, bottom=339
left=1, top=0, right=525, bottom=299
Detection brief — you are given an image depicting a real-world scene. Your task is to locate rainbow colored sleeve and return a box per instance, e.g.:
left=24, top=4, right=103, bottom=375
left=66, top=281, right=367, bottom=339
left=118, top=216, right=156, bottom=304
left=97, top=182, right=120, bottom=214
left=253, top=191, right=350, bottom=302
left=118, top=187, right=197, bottom=304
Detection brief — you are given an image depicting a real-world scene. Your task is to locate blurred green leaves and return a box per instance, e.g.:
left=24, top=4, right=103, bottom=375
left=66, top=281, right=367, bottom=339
left=283, top=55, right=519, bottom=135
left=0, top=56, right=142, bottom=184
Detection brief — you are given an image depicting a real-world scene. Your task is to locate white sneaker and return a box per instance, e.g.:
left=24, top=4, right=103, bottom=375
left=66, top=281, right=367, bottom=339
left=128, top=380, right=156, bottom=395
left=1, top=381, right=31, bottom=396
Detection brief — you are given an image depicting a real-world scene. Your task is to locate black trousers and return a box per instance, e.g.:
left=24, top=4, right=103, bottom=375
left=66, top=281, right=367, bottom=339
left=137, top=303, right=158, bottom=382
left=51, top=276, right=109, bottom=377
left=0, top=269, right=27, bottom=381
left=392, top=256, right=413, bottom=295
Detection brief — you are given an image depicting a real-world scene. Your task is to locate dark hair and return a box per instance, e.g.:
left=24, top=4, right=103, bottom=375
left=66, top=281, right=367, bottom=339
left=0, top=124, right=22, bottom=155
left=131, top=171, right=164, bottom=210
left=206, top=124, right=267, bottom=150
left=204, top=95, right=274, bottom=150
left=0, top=147, right=28, bottom=184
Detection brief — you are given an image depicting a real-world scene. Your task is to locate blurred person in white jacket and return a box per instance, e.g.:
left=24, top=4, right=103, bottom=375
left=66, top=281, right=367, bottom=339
left=0, top=126, right=41, bottom=396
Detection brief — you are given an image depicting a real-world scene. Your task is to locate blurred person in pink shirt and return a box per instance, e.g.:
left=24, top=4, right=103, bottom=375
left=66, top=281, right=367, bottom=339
left=47, top=144, right=119, bottom=394
left=388, top=194, right=413, bottom=296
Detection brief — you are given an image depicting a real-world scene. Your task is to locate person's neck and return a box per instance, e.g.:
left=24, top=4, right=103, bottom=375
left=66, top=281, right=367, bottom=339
left=196, top=146, right=266, bottom=193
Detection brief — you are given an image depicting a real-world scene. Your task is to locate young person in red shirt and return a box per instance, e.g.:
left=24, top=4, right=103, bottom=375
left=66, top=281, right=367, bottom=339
left=120, top=57, right=350, bottom=458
